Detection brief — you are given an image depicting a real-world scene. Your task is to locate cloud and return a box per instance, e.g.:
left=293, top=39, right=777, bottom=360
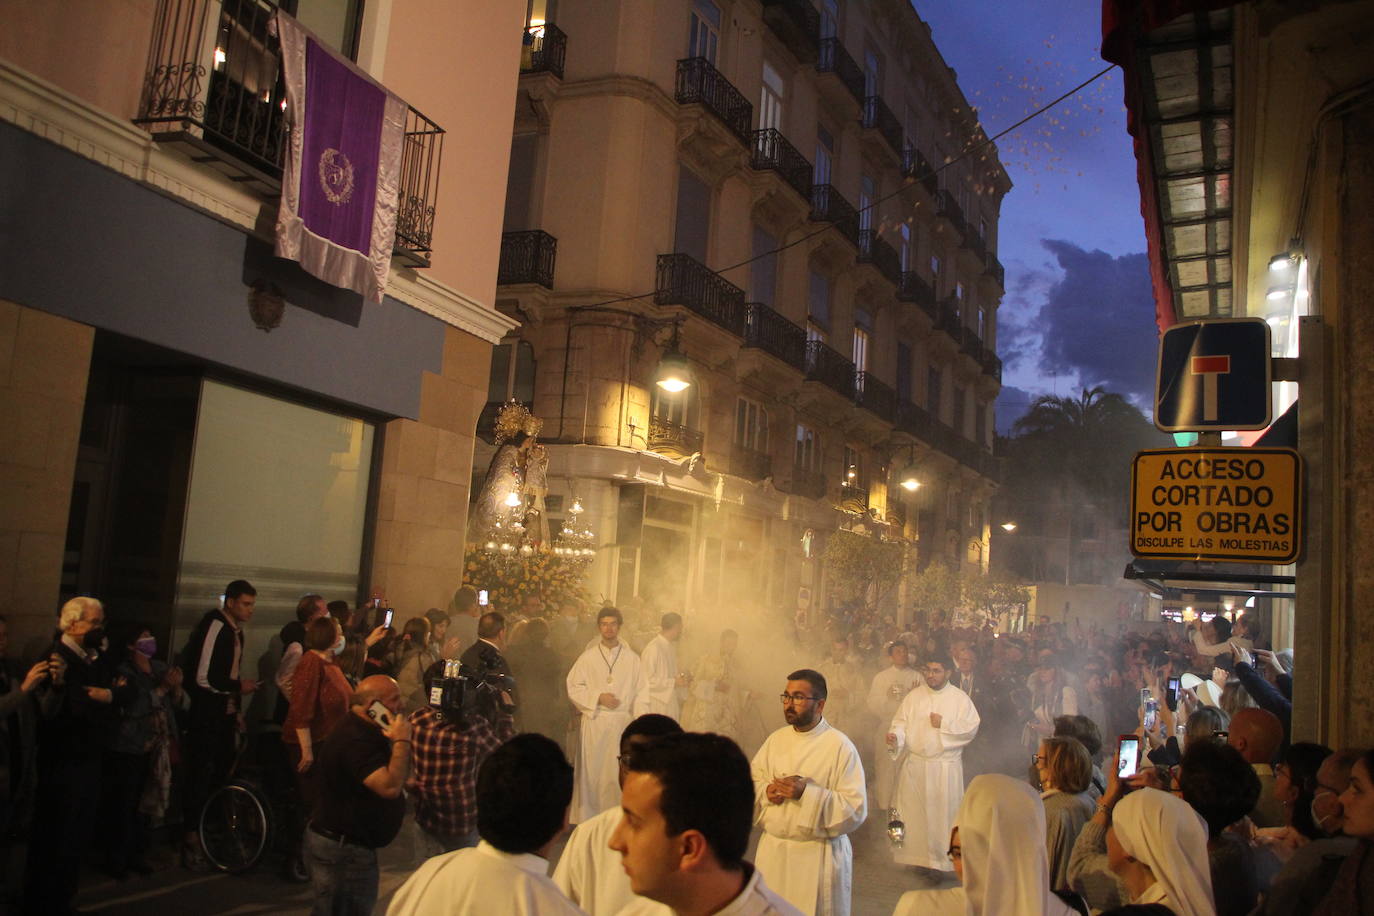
left=1035, top=240, right=1156, bottom=407
left=995, top=384, right=1039, bottom=434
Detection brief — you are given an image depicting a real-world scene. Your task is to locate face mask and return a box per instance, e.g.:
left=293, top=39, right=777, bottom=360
left=83, top=626, right=105, bottom=649
left=1311, top=797, right=1335, bottom=836
left=331, top=635, right=346, bottom=656
left=135, top=636, right=157, bottom=658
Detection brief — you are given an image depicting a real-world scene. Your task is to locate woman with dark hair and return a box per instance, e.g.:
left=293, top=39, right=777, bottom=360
left=1275, top=742, right=1336, bottom=841
left=1312, top=748, right=1374, bottom=916
left=103, top=619, right=182, bottom=878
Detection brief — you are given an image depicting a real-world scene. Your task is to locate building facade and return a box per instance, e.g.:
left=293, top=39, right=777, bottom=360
left=492, top=0, right=1009, bottom=627
left=0, top=0, right=524, bottom=663
left=1103, top=0, right=1374, bottom=744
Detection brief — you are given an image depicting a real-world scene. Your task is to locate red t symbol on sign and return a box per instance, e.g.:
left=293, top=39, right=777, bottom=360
left=1191, top=355, right=1231, bottom=422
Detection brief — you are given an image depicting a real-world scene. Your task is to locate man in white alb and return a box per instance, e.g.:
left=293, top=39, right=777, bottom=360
left=865, top=641, right=922, bottom=813
left=635, top=613, right=690, bottom=719
left=552, top=713, right=682, bottom=916
left=566, top=606, right=645, bottom=823
left=681, top=629, right=744, bottom=740
left=751, top=669, right=867, bottom=916
left=886, top=651, right=980, bottom=872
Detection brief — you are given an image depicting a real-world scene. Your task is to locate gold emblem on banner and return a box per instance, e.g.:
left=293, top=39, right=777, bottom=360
left=318, top=148, right=355, bottom=205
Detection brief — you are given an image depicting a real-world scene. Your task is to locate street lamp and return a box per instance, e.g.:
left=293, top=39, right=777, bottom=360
left=898, top=464, right=920, bottom=491
left=656, top=324, right=691, bottom=393
left=1000, top=521, right=1017, bottom=532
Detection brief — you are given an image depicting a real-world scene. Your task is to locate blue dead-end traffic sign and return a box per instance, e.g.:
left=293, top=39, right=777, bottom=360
left=1155, top=318, right=1271, bottom=432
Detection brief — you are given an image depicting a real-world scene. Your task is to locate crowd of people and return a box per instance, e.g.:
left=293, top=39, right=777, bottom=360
left=1, top=582, right=1373, bottom=916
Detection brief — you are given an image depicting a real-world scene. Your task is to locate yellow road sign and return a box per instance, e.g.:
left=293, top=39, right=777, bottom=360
left=1130, top=447, right=1302, bottom=563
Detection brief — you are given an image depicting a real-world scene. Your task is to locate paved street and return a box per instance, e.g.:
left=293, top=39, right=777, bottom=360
left=71, top=807, right=951, bottom=915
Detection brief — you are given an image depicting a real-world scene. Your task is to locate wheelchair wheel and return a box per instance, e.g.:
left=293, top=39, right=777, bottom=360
left=200, top=781, right=272, bottom=873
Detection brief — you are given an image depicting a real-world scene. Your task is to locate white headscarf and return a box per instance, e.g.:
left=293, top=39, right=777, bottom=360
left=1111, top=788, right=1216, bottom=916
left=956, top=774, right=1072, bottom=916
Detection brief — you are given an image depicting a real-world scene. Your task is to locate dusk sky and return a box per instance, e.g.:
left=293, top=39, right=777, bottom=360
left=913, top=0, right=1161, bottom=430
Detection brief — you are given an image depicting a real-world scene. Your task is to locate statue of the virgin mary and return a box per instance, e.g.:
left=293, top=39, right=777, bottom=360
left=469, top=403, right=542, bottom=542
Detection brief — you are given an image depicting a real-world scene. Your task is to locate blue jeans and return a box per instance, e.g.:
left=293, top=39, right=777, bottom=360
left=305, top=828, right=379, bottom=916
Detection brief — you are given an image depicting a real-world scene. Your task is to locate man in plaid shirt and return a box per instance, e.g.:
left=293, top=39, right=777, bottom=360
left=408, top=664, right=516, bottom=855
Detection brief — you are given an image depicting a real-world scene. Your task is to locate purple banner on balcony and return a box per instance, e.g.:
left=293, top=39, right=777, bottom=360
left=272, top=12, right=405, bottom=303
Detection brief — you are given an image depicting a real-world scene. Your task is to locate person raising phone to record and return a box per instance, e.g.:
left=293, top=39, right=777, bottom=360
left=306, top=674, right=410, bottom=915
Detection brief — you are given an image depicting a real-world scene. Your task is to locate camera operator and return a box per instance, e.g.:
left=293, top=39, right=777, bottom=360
left=408, top=659, right=516, bottom=857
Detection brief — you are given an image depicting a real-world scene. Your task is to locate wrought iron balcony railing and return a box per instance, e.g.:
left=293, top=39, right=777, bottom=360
left=498, top=230, right=557, bottom=288
left=676, top=57, right=752, bottom=147
left=647, top=416, right=705, bottom=456
left=839, top=482, right=870, bottom=512
left=855, top=371, right=897, bottom=422
left=964, top=229, right=988, bottom=263
left=935, top=298, right=962, bottom=337
left=983, top=250, right=1006, bottom=287
left=862, top=95, right=904, bottom=157
left=816, top=38, right=865, bottom=107
left=981, top=350, right=1003, bottom=383
left=134, top=0, right=444, bottom=267
left=935, top=189, right=968, bottom=240
left=897, top=271, right=937, bottom=318
left=896, top=399, right=933, bottom=440
left=809, top=184, right=860, bottom=248
left=655, top=253, right=746, bottom=337
left=902, top=146, right=939, bottom=197
left=729, top=445, right=772, bottom=481
left=960, top=326, right=983, bottom=360
left=521, top=23, right=567, bottom=79
left=857, top=230, right=902, bottom=287
left=759, top=0, right=820, bottom=63
left=804, top=340, right=856, bottom=398
left=791, top=464, right=827, bottom=500
left=751, top=128, right=813, bottom=203
left=744, top=302, right=807, bottom=372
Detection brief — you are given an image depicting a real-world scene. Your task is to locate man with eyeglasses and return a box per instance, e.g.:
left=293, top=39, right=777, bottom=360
left=885, top=652, right=980, bottom=872
left=750, top=669, right=867, bottom=916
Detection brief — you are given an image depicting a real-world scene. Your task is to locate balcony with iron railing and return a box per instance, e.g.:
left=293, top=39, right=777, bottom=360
left=744, top=302, right=807, bottom=372
left=809, top=184, right=860, bottom=248
left=935, top=189, right=968, bottom=241
left=521, top=23, right=567, bottom=79
left=791, top=464, right=827, bottom=500
left=647, top=416, right=705, bottom=457
left=498, top=230, right=557, bottom=288
left=751, top=128, right=813, bottom=203
left=855, top=371, right=897, bottom=422
left=934, top=298, right=962, bottom=339
left=676, top=57, right=753, bottom=147
left=816, top=38, right=865, bottom=107
left=902, top=146, right=940, bottom=197
left=839, top=482, right=870, bottom=512
left=959, top=326, right=984, bottom=360
left=857, top=230, right=902, bottom=287
left=862, top=95, right=904, bottom=159
left=655, top=253, right=746, bottom=337
left=759, top=0, right=820, bottom=63
left=963, top=229, right=988, bottom=264
left=896, top=399, right=934, bottom=440
left=729, top=444, right=772, bottom=481
left=897, top=271, right=937, bottom=318
left=981, top=350, right=1003, bottom=383
left=134, top=0, right=444, bottom=267
left=804, top=340, right=856, bottom=398
left=983, top=250, right=1006, bottom=287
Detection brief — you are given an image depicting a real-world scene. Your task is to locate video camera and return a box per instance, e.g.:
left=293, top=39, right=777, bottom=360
left=428, top=659, right=516, bottom=723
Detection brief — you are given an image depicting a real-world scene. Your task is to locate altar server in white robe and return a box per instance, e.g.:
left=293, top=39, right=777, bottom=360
left=886, top=651, right=980, bottom=871
left=865, top=641, right=922, bottom=812
left=634, top=613, right=689, bottom=719
left=387, top=734, right=584, bottom=916
left=553, top=713, right=682, bottom=916
left=567, top=607, right=645, bottom=823
left=751, top=668, right=867, bottom=916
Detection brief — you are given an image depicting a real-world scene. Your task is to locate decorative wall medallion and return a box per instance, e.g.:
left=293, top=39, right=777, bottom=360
left=318, top=148, right=355, bottom=205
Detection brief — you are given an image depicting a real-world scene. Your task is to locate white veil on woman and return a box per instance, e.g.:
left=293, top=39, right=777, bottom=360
left=1112, top=788, right=1216, bottom=916
left=958, top=773, right=1073, bottom=916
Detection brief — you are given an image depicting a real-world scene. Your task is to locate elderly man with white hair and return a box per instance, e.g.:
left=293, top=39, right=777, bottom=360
left=24, top=596, right=129, bottom=913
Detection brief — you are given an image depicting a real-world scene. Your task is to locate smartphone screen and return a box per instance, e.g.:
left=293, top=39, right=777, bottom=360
left=478, top=589, right=489, bottom=606
left=367, top=700, right=393, bottom=730
left=1166, top=676, right=1181, bottom=711
left=383, top=608, right=394, bottom=629
left=1117, top=736, right=1140, bottom=778
left=1144, top=699, right=1158, bottom=731
left=1139, top=687, right=1151, bottom=707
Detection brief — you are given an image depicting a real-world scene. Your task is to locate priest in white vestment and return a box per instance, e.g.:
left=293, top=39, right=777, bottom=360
left=865, top=641, right=922, bottom=812
left=681, top=630, right=744, bottom=739
left=567, top=607, right=645, bottom=823
left=553, top=714, right=683, bottom=916
left=751, top=669, right=867, bottom=916
left=886, top=651, right=980, bottom=871
left=634, top=613, right=689, bottom=719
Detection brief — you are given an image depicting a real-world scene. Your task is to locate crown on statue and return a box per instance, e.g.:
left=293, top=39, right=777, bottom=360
left=493, top=401, right=543, bottom=444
